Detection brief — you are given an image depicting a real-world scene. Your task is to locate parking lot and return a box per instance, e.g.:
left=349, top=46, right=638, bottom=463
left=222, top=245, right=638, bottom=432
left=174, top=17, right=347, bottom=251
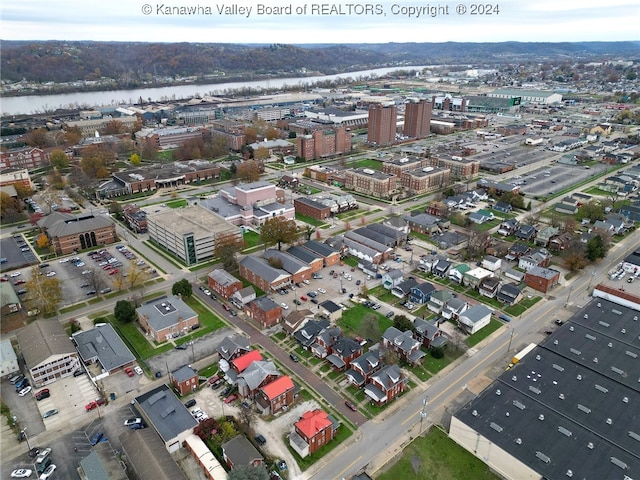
left=505, top=162, right=609, bottom=197
left=0, top=234, right=38, bottom=273
left=6, top=244, right=159, bottom=307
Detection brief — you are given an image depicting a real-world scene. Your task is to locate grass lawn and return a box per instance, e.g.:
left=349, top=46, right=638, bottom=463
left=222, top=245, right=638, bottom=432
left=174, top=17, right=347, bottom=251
left=350, top=158, right=382, bottom=170
left=107, top=315, right=173, bottom=359
left=182, top=296, right=227, bottom=332
left=339, top=304, right=393, bottom=343
left=166, top=199, right=187, bottom=208
left=467, top=318, right=503, bottom=347
left=242, top=231, right=263, bottom=249
left=421, top=347, right=463, bottom=375
left=376, top=426, right=500, bottom=480
left=295, top=212, right=327, bottom=227
left=341, top=256, right=359, bottom=268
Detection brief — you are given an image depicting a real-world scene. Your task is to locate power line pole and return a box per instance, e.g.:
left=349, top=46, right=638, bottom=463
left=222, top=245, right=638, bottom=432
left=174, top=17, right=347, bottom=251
left=419, top=396, right=429, bottom=434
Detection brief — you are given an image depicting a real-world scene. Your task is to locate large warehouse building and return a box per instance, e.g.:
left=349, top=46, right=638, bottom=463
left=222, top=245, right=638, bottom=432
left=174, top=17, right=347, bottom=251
left=450, top=298, right=640, bottom=480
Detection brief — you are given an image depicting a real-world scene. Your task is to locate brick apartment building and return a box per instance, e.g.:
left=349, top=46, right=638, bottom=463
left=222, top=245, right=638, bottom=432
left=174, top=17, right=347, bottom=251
left=293, top=197, right=332, bottom=221
left=290, top=409, right=338, bottom=458
left=425, top=156, right=480, bottom=181
left=345, top=168, right=397, bottom=199
left=297, top=126, right=352, bottom=160
left=403, top=99, right=432, bottom=138
left=367, top=104, right=397, bottom=146
left=400, top=166, right=451, bottom=195
left=135, top=126, right=208, bottom=149
left=246, top=296, right=282, bottom=328
left=381, top=155, right=427, bottom=177
left=0, top=168, right=35, bottom=190
left=208, top=269, right=243, bottom=299
left=122, top=204, right=148, bottom=233
left=0, top=147, right=47, bottom=170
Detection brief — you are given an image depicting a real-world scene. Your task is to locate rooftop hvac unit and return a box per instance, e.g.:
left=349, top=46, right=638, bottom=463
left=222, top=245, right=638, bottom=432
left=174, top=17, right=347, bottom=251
left=362, top=168, right=375, bottom=175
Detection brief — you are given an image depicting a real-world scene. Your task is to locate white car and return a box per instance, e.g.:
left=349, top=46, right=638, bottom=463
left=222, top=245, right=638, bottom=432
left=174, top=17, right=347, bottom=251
left=39, top=464, right=56, bottom=480
left=58, top=258, right=70, bottom=263
left=134, top=366, right=143, bottom=375
left=10, top=469, right=32, bottom=478
left=123, top=417, right=142, bottom=426
left=281, top=303, right=289, bottom=310
left=75, top=262, right=85, bottom=267
left=10, top=272, right=21, bottom=277
left=317, top=288, right=326, bottom=294
left=302, top=279, right=310, bottom=285
left=18, top=386, right=32, bottom=396
left=46, top=271, right=56, bottom=277
left=81, top=270, right=92, bottom=275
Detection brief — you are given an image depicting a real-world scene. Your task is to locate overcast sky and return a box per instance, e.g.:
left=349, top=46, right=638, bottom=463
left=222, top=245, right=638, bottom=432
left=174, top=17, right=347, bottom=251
left=1, top=0, right=638, bottom=43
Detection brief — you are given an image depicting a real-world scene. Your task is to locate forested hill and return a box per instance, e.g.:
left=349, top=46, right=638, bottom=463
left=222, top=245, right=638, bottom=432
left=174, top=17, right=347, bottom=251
left=1, top=40, right=637, bottom=84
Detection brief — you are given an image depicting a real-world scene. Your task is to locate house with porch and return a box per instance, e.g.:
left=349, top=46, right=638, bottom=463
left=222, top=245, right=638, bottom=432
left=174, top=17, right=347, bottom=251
left=479, top=277, right=502, bottom=299
left=496, top=283, right=523, bottom=306
left=326, top=337, right=362, bottom=371
left=381, top=327, right=426, bottom=365
left=345, top=351, right=383, bottom=387
left=433, top=259, right=452, bottom=278
left=414, top=318, right=447, bottom=349
left=310, top=326, right=342, bottom=359
left=382, top=269, right=404, bottom=290
left=364, top=364, right=406, bottom=406
left=549, top=232, right=574, bottom=251
left=505, top=243, right=531, bottom=261
left=408, top=282, right=436, bottom=304
left=231, top=286, right=256, bottom=309
left=427, top=289, right=455, bottom=314
left=289, top=409, right=339, bottom=458
left=535, top=226, right=560, bottom=247
left=497, top=217, right=519, bottom=236
left=217, top=335, right=252, bottom=362
left=255, top=375, right=295, bottom=415
left=515, top=224, right=537, bottom=242
left=235, top=360, right=280, bottom=399
left=448, top=263, right=470, bottom=284
left=391, top=278, right=419, bottom=298
left=294, top=318, right=330, bottom=349
left=441, top=297, right=468, bottom=320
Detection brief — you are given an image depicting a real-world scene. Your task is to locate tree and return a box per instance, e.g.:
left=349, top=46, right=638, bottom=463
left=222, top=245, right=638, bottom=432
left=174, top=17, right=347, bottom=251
left=24, top=127, right=48, bottom=148
left=243, top=127, right=258, bottom=145
left=265, top=126, right=279, bottom=140
left=13, top=183, right=34, bottom=200
left=81, top=144, right=116, bottom=178
left=381, top=348, right=400, bottom=366
left=431, top=346, right=445, bottom=359
left=260, top=216, right=298, bottom=250
left=303, top=225, right=315, bottom=241
left=577, top=201, right=605, bottom=222
left=253, top=147, right=270, bottom=162
left=109, top=201, right=123, bottom=219
left=563, top=251, right=588, bottom=271
left=50, top=150, right=70, bottom=169
left=130, top=153, right=141, bottom=166
left=24, top=267, right=63, bottom=317
left=172, top=279, right=193, bottom=298
left=393, top=315, right=414, bottom=332
left=102, top=120, right=126, bottom=135
left=0, top=192, right=22, bottom=222
left=214, top=232, right=245, bottom=272
left=586, top=235, right=608, bottom=261
left=114, top=300, right=136, bottom=323
left=228, top=465, right=269, bottom=480
left=236, top=160, right=261, bottom=183
left=359, top=314, right=380, bottom=341
left=36, top=233, right=50, bottom=250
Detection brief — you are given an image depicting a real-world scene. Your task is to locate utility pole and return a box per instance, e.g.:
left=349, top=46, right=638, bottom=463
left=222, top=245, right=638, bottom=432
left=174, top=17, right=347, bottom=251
left=21, top=427, right=31, bottom=451
left=507, top=328, right=514, bottom=352
left=565, top=285, right=574, bottom=308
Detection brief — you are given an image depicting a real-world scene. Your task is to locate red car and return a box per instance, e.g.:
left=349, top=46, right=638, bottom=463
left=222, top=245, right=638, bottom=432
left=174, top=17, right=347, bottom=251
left=222, top=304, right=230, bottom=311
left=224, top=394, right=238, bottom=404
left=125, top=367, right=134, bottom=377
left=108, top=269, right=119, bottom=275
left=14, top=279, right=26, bottom=285
left=345, top=400, right=358, bottom=411
left=300, top=295, right=308, bottom=301
left=208, top=375, right=221, bottom=385
left=85, top=401, right=98, bottom=411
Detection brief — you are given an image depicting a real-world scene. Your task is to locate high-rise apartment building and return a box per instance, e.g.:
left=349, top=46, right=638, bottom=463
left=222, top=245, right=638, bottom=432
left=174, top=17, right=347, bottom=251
left=367, top=104, right=397, bottom=146
left=403, top=99, right=432, bottom=138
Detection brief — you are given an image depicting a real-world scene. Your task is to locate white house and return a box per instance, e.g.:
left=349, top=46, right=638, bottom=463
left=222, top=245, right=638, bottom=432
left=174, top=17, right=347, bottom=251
left=458, top=305, right=493, bottom=334
left=481, top=255, right=502, bottom=272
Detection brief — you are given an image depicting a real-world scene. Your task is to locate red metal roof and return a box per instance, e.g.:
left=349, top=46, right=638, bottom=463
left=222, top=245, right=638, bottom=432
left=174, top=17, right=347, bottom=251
left=295, top=409, right=331, bottom=439
left=260, top=375, right=294, bottom=400
left=231, top=350, right=263, bottom=372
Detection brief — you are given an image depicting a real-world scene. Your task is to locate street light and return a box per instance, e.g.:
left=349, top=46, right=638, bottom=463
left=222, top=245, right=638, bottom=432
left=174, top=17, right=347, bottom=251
left=21, top=426, right=31, bottom=451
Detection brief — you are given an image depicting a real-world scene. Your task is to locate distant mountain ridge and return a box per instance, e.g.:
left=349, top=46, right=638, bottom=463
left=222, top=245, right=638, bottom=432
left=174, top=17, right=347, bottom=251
left=1, top=40, right=638, bottom=84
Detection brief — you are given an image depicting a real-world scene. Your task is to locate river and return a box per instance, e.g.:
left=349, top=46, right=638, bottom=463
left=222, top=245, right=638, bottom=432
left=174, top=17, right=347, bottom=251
left=1, top=66, right=430, bottom=116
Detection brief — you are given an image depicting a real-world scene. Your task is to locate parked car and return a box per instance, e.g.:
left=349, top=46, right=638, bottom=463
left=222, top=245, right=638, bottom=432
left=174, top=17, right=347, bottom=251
left=499, top=314, right=511, bottom=323
left=85, top=401, right=98, bottom=411
left=277, top=460, right=287, bottom=471
left=134, top=366, right=143, bottom=375
left=123, top=417, right=142, bottom=426
left=230, top=309, right=237, bottom=316
left=300, top=295, right=308, bottom=301
left=289, top=353, right=299, bottom=362
left=130, top=422, right=146, bottom=430
left=35, top=389, right=50, bottom=401
left=38, top=464, right=56, bottom=480
left=293, top=299, right=301, bottom=305
left=184, top=399, right=196, bottom=408
left=10, top=469, right=33, bottom=478
left=317, top=288, right=326, bottom=294
left=224, top=394, right=238, bottom=404
left=345, top=400, right=358, bottom=411
left=385, top=311, right=395, bottom=319
left=554, top=319, right=564, bottom=326
left=124, top=367, right=134, bottom=377
left=42, top=409, right=58, bottom=419
left=18, top=386, right=32, bottom=397
left=255, top=434, right=267, bottom=446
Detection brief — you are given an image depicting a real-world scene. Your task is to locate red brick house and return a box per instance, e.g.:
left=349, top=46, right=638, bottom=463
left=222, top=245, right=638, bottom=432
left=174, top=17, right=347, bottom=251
left=236, top=360, right=280, bottom=398
left=208, top=269, right=243, bottom=299
left=524, top=266, right=560, bottom=293
left=169, top=365, right=198, bottom=396
left=345, top=351, right=383, bottom=387
left=217, top=335, right=251, bottom=362
left=230, top=350, right=263, bottom=374
left=302, top=240, right=341, bottom=267
left=364, top=364, right=406, bottom=406
left=238, top=256, right=291, bottom=293
left=256, top=375, right=295, bottom=414
left=37, top=212, right=117, bottom=255
left=326, top=337, right=362, bottom=371
left=122, top=204, right=148, bottom=233
left=245, top=296, right=283, bottom=328
left=294, top=197, right=332, bottom=221
left=262, top=249, right=312, bottom=284
left=289, top=409, right=338, bottom=458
